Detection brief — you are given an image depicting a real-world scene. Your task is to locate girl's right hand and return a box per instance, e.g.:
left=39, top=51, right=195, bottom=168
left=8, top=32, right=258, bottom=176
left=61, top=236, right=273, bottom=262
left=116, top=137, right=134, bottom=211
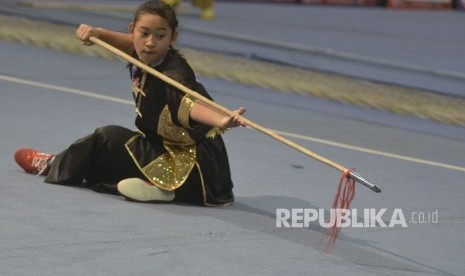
left=75, top=24, right=99, bottom=46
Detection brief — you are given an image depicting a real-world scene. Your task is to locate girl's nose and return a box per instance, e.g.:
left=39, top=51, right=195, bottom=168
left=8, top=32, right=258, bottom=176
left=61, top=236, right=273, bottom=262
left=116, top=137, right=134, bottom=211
left=145, top=35, right=156, bottom=47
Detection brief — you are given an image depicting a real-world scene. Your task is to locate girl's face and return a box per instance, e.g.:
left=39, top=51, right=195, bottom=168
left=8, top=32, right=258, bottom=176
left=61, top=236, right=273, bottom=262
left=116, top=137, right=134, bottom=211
left=130, top=13, right=177, bottom=65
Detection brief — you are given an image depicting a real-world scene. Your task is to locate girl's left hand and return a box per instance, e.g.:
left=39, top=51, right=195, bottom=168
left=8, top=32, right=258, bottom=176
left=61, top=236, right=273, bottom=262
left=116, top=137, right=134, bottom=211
left=220, top=107, right=247, bottom=130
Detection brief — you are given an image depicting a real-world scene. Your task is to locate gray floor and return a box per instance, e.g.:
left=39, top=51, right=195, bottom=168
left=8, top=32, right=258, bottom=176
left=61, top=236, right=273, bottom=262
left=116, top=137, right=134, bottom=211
left=1, top=1, right=465, bottom=275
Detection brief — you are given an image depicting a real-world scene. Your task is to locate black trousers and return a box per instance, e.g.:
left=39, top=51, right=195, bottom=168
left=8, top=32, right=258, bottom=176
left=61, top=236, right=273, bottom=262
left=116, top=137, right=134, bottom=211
left=45, top=125, right=145, bottom=194
left=44, top=125, right=205, bottom=203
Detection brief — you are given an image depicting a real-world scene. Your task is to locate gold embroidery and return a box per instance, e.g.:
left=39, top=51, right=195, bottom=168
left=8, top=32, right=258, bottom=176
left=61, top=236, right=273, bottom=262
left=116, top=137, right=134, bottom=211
left=142, top=144, right=196, bottom=191
left=206, top=127, right=224, bottom=139
left=142, top=106, right=197, bottom=191
left=158, top=106, right=196, bottom=146
left=125, top=134, right=233, bottom=205
left=177, top=95, right=197, bottom=129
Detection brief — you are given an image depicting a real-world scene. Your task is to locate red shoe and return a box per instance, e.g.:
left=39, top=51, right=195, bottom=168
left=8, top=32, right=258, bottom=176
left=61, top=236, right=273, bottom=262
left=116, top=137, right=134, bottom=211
left=14, top=148, right=55, bottom=175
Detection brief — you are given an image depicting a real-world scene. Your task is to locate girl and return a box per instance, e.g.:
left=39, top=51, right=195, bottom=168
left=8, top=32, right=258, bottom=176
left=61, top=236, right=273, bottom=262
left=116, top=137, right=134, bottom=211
left=15, top=0, right=246, bottom=206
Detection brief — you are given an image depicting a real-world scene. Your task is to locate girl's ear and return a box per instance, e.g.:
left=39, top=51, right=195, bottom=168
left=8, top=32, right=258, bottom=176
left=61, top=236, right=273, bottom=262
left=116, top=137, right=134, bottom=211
left=128, top=22, right=134, bottom=34
left=171, top=31, right=179, bottom=44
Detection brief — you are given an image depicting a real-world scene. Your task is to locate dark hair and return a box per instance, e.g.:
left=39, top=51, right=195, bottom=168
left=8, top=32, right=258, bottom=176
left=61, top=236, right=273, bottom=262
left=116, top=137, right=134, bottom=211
left=128, top=1, right=179, bottom=68
left=133, top=0, right=178, bottom=34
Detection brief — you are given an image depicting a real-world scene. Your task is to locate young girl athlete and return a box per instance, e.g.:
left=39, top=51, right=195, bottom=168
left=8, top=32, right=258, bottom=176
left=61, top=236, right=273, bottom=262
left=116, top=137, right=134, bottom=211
left=14, top=0, right=246, bottom=206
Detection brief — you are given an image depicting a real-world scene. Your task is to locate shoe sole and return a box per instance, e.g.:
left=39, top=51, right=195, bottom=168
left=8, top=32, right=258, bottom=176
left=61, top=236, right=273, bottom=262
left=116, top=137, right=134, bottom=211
left=117, top=178, right=175, bottom=203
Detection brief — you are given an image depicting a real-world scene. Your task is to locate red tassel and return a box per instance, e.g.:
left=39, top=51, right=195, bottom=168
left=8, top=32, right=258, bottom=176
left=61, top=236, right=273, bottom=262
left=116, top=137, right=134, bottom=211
left=322, top=169, right=356, bottom=252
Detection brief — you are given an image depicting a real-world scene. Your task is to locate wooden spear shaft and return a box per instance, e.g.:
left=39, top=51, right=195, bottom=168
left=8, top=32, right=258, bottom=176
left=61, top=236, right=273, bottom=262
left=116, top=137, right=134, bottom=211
left=89, top=36, right=349, bottom=174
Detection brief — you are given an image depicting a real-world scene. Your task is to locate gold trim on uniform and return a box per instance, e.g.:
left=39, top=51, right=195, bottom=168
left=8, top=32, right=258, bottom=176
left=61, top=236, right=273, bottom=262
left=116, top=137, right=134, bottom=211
left=143, top=143, right=196, bottom=191
left=195, top=162, right=233, bottom=207
left=206, top=127, right=224, bottom=139
left=135, top=108, right=143, bottom=118
left=178, top=95, right=197, bottom=129
left=135, top=128, right=146, bottom=138
left=126, top=106, right=197, bottom=191
left=158, top=106, right=196, bottom=146
left=152, top=106, right=197, bottom=190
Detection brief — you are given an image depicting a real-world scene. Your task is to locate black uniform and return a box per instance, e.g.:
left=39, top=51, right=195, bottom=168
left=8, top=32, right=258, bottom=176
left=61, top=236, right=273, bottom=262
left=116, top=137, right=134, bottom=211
left=45, top=48, right=234, bottom=206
